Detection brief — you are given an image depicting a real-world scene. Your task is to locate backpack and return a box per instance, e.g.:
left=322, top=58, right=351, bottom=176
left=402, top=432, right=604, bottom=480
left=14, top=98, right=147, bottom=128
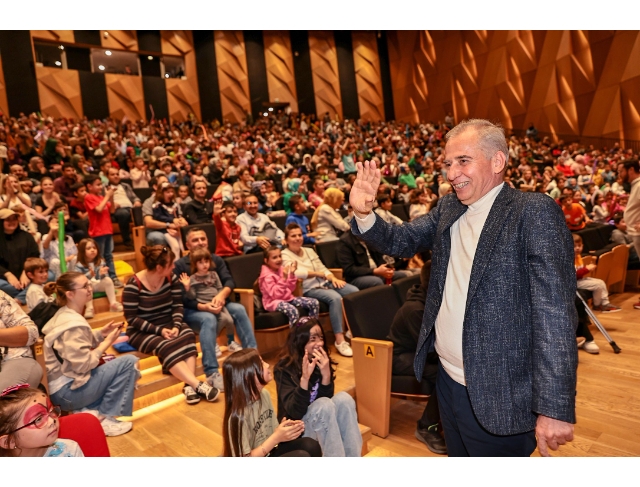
left=28, top=301, right=60, bottom=334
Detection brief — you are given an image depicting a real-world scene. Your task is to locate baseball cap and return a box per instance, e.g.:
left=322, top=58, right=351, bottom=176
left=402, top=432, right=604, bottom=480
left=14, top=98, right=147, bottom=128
left=0, top=208, right=17, bottom=219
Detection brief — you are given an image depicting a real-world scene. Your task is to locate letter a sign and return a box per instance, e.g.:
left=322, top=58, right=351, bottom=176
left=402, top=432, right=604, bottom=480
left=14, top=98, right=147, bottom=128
left=364, top=344, right=375, bottom=359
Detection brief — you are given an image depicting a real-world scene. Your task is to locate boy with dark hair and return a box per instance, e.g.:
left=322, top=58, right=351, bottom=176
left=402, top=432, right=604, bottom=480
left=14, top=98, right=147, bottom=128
left=84, top=174, right=123, bottom=287
left=213, top=200, right=243, bottom=257
left=374, top=195, right=403, bottom=226
left=285, top=194, right=316, bottom=245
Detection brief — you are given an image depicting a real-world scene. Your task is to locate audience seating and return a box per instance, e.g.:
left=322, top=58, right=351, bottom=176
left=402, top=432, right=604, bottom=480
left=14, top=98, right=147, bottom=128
left=133, top=187, right=153, bottom=202
left=271, top=214, right=287, bottom=232
left=314, top=240, right=344, bottom=279
left=609, top=245, right=629, bottom=293
left=592, top=250, right=613, bottom=285
left=576, top=223, right=616, bottom=256
left=343, top=284, right=430, bottom=438
left=390, top=204, right=410, bottom=222
left=206, top=184, right=219, bottom=199
left=391, top=274, right=421, bottom=305
left=58, top=413, right=111, bottom=457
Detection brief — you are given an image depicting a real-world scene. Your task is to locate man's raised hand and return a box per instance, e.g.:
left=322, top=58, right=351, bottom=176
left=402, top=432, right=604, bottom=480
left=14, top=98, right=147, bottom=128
left=350, top=161, right=380, bottom=218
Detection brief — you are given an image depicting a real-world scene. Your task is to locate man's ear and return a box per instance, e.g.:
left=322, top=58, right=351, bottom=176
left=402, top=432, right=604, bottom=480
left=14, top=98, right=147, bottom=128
left=493, top=151, right=507, bottom=175
left=0, top=434, right=13, bottom=450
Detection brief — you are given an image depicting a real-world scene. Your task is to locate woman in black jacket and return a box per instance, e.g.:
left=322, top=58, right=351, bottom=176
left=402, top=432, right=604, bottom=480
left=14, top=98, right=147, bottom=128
left=274, top=317, right=362, bottom=456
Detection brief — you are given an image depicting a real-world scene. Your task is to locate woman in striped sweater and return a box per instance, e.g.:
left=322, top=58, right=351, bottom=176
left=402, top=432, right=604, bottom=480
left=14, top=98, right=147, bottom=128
left=122, top=245, right=220, bottom=405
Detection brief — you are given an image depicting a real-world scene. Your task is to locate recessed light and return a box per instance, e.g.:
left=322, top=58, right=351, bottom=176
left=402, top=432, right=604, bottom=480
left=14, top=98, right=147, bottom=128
left=268, top=107, right=273, bottom=112
left=164, top=73, right=169, bottom=78
left=105, top=50, right=112, bottom=56
left=148, top=56, right=153, bottom=60
left=55, top=61, right=62, bottom=66
left=59, top=45, right=64, bottom=50
left=98, top=65, right=105, bottom=71
left=263, top=113, right=268, bottom=117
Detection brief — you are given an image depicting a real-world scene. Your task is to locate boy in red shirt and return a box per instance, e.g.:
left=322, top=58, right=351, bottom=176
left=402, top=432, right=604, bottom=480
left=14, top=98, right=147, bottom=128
left=84, top=174, right=123, bottom=287
left=213, top=200, right=243, bottom=257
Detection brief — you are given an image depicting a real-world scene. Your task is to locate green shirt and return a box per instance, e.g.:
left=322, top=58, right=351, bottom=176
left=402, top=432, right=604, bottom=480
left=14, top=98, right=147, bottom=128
left=398, top=173, right=417, bottom=189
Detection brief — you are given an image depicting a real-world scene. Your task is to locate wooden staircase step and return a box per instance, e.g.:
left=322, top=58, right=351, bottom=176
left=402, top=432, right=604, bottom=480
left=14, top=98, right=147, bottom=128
left=365, top=446, right=401, bottom=457
left=359, top=423, right=372, bottom=456
left=87, top=310, right=125, bottom=329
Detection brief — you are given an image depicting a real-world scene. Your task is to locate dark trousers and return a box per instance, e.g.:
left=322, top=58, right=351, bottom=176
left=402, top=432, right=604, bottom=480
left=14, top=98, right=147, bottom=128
left=111, top=208, right=132, bottom=244
left=436, top=362, right=536, bottom=457
left=392, top=351, right=439, bottom=428
left=270, top=437, right=322, bottom=457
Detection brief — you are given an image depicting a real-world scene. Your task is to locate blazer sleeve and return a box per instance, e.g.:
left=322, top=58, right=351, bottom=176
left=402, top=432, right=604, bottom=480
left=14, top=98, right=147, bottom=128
left=524, top=196, right=578, bottom=424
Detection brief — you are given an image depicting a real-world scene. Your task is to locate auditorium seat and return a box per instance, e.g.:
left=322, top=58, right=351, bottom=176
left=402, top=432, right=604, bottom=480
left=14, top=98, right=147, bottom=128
left=343, top=285, right=430, bottom=438
left=391, top=274, right=421, bottom=305
left=271, top=214, right=287, bottom=231
left=314, top=240, right=343, bottom=279
left=577, top=223, right=616, bottom=256
left=133, top=187, right=153, bottom=202
left=609, top=245, right=629, bottom=293
left=390, top=203, right=409, bottom=222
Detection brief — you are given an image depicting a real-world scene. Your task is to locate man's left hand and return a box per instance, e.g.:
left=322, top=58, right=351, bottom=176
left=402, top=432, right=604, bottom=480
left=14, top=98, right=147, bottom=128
left=535, top=415, right=574, bottom=456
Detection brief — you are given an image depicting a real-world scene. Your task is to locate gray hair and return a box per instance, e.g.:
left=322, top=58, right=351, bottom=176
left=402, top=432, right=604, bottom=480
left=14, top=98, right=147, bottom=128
left=445, top=119, right=509, bottom=167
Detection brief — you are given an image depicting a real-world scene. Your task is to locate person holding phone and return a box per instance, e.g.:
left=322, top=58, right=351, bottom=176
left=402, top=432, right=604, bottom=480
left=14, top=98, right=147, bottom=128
left=42, top=272, right=139, bottom=437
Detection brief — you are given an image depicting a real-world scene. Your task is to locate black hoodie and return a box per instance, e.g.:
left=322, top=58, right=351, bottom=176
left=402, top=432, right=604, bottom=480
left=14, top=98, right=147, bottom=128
left=274, top=360, right=334, bottom=422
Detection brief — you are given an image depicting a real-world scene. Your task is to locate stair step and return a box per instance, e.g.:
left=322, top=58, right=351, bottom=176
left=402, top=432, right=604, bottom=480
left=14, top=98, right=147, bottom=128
left=87, top=310, right=124, bottom=329
left=359, top=423, right=372, bottom=456
left=365, top=446, right=400, bottom=457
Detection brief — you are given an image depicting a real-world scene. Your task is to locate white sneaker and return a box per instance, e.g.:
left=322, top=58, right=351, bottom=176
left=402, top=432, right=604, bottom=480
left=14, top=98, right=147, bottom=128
left=73, top=408, right=103, bottom=421
left=335, top=340, right=353, bottom=357
left=215, top=344, right=222, bottom=358
left=228, top=341, right=243, bottom=353
left=110, top=302, right=124, bottom=312
left=580, top=340, right=600, bottom=354
left=183, top=385, right=200, bottom=404
left=206, top=371, right=224, bottom=392
left=100, top=416, right=133, bottom=437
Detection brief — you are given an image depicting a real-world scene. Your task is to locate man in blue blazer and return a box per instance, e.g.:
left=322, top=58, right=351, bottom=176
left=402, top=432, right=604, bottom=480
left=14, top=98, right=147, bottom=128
left=349, top=119, right=577, bottom=456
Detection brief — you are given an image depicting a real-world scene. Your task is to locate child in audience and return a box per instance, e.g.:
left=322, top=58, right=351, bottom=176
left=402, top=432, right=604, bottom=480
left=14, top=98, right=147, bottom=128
left=41, top=216, right=77, bottom=279
left=259, top=246, right=319, bottom=326
left=176, top=185, right=192, bottom=207
left=75, top=238, right=123, bottom=318
left=0, top=384, right=83, bottom=457
left=10, top=205, right=40, bottom=245
left=574, top=234, right=620, bottom=354
left=409, top=189, right=429, bottom=221
left=179, top=247, right=242, bottom=352
left=274, top=317, right=362, bottom=456
left=152, top=182, right=184, bottom=258
left=24, top=258, right=55, bottom=311
left=83, top=175, right=122, bottom=288
left=374, top=195, right=403, bottom=225
left=213, top=200, right=243, bottom=257
left=222, top=348, right=322, bottom=457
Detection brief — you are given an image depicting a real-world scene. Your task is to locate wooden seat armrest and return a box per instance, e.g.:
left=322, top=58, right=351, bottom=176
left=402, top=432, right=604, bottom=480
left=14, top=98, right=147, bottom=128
left=329, top=268, right=343, bottom=280
left=234, top=288, right=255, bottom=329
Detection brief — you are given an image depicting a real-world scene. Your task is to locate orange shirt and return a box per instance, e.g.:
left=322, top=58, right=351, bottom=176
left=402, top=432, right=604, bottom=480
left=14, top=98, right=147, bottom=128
left=563, top=203, right=586, bottom=231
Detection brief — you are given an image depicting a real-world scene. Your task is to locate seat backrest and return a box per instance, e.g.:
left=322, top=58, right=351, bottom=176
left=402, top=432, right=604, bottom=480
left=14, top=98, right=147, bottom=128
left=391, top=274, right=421, bottom=305
left=343, top=285, right=401, bottom=340
left=271, top=215, right=287, bottom=231
left=577, top=225, right=607, bottom=252
left=609, top=244, right=629, bottom=286
left=225, top=252, right=265, bottom=289
left=180, top=223, right=217, bottom=254
left=206, top=184, right=219, bottom=199
left=315, top=240, right=341, bottom=268
left=58, top=413, right=110, bottom=457
left=593, top=251, right=613, bottom=283
left=390, top=204, right=409, bottom=222
left=133, top=187, right=153, bottom=202
left=132, top=206, right=143, bottom=227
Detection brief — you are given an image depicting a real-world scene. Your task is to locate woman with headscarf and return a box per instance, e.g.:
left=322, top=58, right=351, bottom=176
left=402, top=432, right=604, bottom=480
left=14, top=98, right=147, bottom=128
left=310, top=188, right=349, bottom=242
left=282, top=178, right=308, bottom=215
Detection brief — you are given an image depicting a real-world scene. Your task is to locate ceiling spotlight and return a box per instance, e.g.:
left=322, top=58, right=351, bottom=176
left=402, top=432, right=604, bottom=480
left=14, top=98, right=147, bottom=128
left=103, top=31, right=109, bottom=38
left=263, top=112, right=268, bottom=117
left=58, top=45, right=64, bottom=50
left=268, top=107, right=273, bottom=112
left=105, top=50, right=112, bottom=56
left=164, top=73, right=169, bottom=78
left=55, top=61, right=62, bottom=66
left=98, top=65, right=105, bottom=71
left=148, top=55, right=153, bottom=60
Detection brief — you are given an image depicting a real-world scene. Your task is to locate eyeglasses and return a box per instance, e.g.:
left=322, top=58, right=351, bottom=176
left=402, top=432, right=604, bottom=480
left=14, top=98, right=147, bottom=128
left=8, top=406, right=61, bottom=434
left=74, top=282, right=93, bottom=290
left=245, top=201, right=258, bottom=206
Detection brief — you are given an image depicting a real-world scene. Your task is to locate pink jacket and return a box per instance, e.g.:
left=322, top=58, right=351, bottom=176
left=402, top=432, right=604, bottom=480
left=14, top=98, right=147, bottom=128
left=259, top=264, right=297, bottom=312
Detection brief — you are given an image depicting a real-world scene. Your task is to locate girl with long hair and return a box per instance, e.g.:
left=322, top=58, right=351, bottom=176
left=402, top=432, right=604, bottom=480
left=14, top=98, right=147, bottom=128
left=310, top=188, right=349, bottom=242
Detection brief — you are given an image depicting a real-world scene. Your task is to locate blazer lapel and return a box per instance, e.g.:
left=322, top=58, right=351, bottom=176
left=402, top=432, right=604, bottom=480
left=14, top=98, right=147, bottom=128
left=465, top=184, right=514, bottom=307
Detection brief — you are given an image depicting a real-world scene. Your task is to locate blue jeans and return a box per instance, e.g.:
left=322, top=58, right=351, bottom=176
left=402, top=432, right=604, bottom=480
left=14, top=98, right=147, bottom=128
left=302, top=391, right=362, bottom=457
left=50, top=354, right=139, bottom=417
left=0, top=279, right=28, bottom=303
left=146, top=230, right=168, bottom=246
left=305, top=283, right=359, bottom=336
left=93, top=234, right=116, bottom=280
left=349, top=271, right=404, bottom=290
left=184, top=304, right=257, bottom=376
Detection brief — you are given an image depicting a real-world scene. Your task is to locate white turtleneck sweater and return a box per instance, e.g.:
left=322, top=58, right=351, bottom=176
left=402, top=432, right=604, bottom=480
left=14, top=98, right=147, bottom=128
left=356, top=182, right=504, bottom=386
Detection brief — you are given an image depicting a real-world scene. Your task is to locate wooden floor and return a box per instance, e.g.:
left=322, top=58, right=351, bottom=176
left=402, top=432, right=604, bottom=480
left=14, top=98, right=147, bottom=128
left=106, top=292, right=640, bottom=457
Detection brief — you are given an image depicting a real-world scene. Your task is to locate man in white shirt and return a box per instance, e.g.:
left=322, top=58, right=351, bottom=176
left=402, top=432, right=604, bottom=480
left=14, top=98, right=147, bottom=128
left=618, top=159, right=640, bottom=310
left=236, top=195, right=284, bottom=254
left=349, top=119, right=577, bottom=457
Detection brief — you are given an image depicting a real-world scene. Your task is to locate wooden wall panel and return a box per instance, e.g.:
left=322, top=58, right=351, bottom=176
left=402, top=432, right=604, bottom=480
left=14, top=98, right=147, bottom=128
left=214, top=31, right=251, bottom=124
left=31, top=31, right=75, bottom=43
left=388, top=30, right=640, bottom=142
left=263, top=31, right=298, bottom=113
left=161, top=31, right=201, bottom=122
left=308, top=31, right=342, bottom=120
left=352, top=32, right=384, bottom=122
left=0, top=52, right=8, bottom=117
left=100, top=30, right=138, bottom=51
left=36, top=66, right=82, bottom=119
left=105, top=73, right=145, bottom=121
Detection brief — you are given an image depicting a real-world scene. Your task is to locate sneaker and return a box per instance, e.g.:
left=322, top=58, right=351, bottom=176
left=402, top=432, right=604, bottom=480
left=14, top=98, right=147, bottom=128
left=196, top=381, right=220, bottom=402
left=576, top=337, right=586, bottom=348
left=100, top=416, right=133, bottom=437
left=206, top=371, right=224, bottom=392
left=110, top=302, right=124, bottom=312
left=183, top=385, right=201, bottom=404
left=84, top=306, right=95, bottom=319
left=228, top=341, right=243, bottom=353
left=112, top=278, right=124, bottom=288
left=580, top=340, right=600, bottom=354
left=415, top=425, right=447, bottom=455
left=215, top=344, right=222, bottom=358
left=600, top=303, right=622, bottom=313
left=335, top=340, right=353, bottom=357
left=345, top=330, right=352, bottom=340
left=73, top=408, right=103, bottom=420
left=634, top=300, right=640, bottom=310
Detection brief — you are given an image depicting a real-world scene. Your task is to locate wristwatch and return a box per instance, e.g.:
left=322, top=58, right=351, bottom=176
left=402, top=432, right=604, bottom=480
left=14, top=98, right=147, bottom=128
left=166, top=222, right=170, bottom=228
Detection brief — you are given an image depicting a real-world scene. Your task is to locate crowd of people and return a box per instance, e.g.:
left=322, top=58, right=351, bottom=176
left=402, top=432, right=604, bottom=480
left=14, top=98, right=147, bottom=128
left=0, top=109, right=638, bottom=457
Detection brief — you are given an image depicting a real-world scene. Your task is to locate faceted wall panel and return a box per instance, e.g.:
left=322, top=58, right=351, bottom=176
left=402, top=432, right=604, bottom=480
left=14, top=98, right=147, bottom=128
left=100, top=30, right=138, bottom=51
left=0, top=52, right=8, bottom=117
left=31, top=30, right=75, bottom=43
left=387, top=30, right=640, bottom=142
left=161, top=30, right=201, bottom=122
left=36, top=66, right=83, bottom=119
left=105, top=73, right=145, bottom=121
left=352, top=32, right=384, bottom=122
left=309, top=31, right=342, bottom=120
left=263, top=31, right=298, bottom=113
left=214, top=31, right=251, bottom=124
